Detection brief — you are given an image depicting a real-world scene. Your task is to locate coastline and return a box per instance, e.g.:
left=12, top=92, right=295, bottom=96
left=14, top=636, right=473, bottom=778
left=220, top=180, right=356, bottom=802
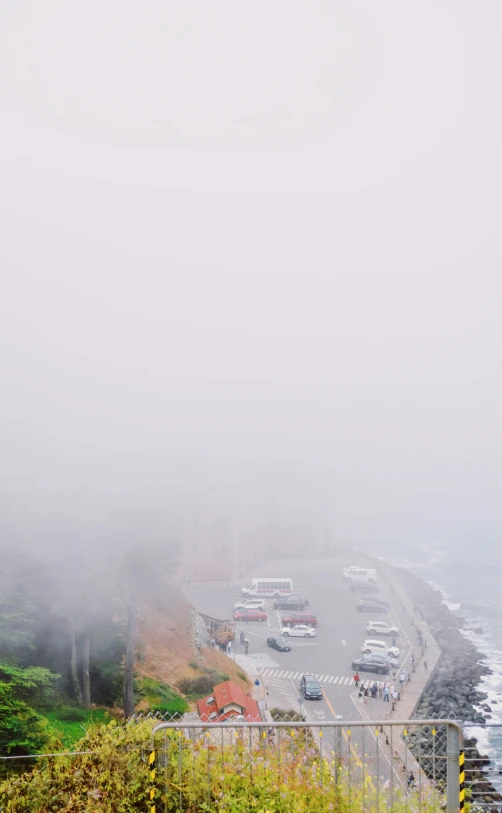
left=394, top=566, right=502, bottom=808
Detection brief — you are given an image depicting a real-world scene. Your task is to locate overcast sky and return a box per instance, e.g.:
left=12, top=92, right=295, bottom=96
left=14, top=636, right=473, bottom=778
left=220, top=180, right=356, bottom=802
left=0, top=1, right=500, bottom=549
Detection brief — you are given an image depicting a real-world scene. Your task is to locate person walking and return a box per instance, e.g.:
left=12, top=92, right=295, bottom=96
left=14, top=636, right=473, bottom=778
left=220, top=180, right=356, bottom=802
left=371, top=683, right=378, bottom=699
left=358, top=688, right=365, bottom=705
left=244, top=639, right=249, bottom=655
left=408, top=770, right=415, bottom=788
left=227, top=641, right=232, bottom=655
left=211, top=637, right=215, bottom=648
left=353, top=672, right=360, bottom=688
left=411, top=653, right=415, bottom=668
left=400, top=670, right=406, bottom=688
left=378, top=682, right=383, bottom=698
left=424, top=659, right=428, bottom=671
left=383, top=685, right=390, bottom=702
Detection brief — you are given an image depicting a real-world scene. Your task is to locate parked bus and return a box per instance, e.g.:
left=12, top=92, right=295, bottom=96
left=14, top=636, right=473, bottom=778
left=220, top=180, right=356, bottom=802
left=241, top=578, right=293, bottom=597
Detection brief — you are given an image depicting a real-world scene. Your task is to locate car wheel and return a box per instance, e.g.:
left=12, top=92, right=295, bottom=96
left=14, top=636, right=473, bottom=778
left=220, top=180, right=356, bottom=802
left=364, top=649, right=371, bottom=655
left=304, top=633, right=310, bottom=638
left=377, top=668, right=385, bottom=675
left=283, top=631, right=289, bottom=637
left=259, top=618, right=265, bottom=622
left=273, top=592, right=280, bottom=598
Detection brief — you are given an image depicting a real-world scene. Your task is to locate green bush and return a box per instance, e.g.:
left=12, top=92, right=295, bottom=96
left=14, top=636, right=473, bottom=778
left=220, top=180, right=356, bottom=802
left=55, top=705, right=87, bottom=722
left=137, top=678, right=187, bottom=717
left=177, top=670, right=230, bottom=699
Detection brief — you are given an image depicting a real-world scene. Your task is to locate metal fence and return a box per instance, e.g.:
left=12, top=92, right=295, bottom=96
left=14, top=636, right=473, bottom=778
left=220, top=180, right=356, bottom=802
left=145, top=718, right=462, bottom=813
left=2, top=717, right=501, bottom=812
left=462, top=723, right=502, bottom=813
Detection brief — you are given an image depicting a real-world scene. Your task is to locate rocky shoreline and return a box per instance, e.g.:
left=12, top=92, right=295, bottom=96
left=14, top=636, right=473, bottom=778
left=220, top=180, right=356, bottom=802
left=395, top=567, right=502, bottom=810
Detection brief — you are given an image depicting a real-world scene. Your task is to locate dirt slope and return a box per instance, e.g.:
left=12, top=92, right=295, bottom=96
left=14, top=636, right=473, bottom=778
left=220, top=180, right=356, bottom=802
left=136, top=580, right=249, bottom=700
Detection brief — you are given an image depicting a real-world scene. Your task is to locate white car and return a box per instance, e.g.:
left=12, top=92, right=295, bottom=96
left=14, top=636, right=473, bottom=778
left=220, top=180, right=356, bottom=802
left=281, top=625, right=316, bottom=638
left=233, top=599, right=266, bottom=611
left=365, top=621, right=399, bottom=636
left=361, top=639, right=400, bottom=658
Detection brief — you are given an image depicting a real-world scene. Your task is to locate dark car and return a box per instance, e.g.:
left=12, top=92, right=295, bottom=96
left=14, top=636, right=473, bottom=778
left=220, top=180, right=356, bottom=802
left=273, top=595, right=309, bottom=610
left=349, top=582, right=379, bottom=593
left=351, top=655, right=392, bottom=675
left=233, top=609, right=268, bottom=622
left=357, top=600, right=388, bottom=613
left=282, top=612, right=318, bottom=627
left=366, top=596, right=390, bottom=607
left=266, top=636, right=292, bottom=652
left=300, top=673, right=323, bottom=700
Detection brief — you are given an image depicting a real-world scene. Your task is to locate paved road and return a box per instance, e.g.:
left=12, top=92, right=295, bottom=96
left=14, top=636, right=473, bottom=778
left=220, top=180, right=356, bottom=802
left=187, top=553, right=414, bottom=724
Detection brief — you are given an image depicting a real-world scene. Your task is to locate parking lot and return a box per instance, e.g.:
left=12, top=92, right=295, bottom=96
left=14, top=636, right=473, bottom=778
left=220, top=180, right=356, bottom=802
left=187, top=554, right=414, bottom=723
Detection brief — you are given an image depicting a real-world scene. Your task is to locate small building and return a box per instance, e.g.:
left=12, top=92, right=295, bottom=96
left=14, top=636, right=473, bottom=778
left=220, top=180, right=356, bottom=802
left=199, top=613, right=235, bottom=646
left=197, top=680, right=261, bottom=723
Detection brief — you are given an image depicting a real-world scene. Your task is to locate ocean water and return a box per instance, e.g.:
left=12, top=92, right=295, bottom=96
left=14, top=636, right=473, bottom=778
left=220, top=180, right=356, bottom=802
left=364, top=542, right=502, bottom=776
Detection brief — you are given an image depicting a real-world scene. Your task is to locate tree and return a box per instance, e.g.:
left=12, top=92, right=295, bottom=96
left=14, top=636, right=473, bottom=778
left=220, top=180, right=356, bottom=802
left=0, top=664, right=58, bottom=758
left=117, top=540, right=179, bottom=717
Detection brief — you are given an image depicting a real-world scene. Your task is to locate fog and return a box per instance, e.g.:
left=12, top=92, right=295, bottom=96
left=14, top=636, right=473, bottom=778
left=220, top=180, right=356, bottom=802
left=0, top=1, right=500, bottom=553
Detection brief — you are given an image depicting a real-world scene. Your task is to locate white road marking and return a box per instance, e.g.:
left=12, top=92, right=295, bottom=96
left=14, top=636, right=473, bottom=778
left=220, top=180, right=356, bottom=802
left=257, top=668, right=391, bottom=686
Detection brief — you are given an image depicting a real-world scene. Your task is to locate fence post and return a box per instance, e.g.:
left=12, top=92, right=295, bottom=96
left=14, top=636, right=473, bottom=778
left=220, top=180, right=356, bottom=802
left=446, top=723, right=461, bottom=813
left=148, top=744, right=156, bottom=813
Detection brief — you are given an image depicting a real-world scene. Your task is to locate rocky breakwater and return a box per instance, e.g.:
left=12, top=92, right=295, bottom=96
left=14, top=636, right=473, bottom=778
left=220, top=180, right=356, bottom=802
left=395, top=568, right=501, bottom=810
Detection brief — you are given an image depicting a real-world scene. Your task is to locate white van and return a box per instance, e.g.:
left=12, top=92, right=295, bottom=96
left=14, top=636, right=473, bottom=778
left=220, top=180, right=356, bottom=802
left=343, top=567, right=377, bottom=584
left=241, top=578, right=293, bottom=597
left=361, top=639, right=400, bottom=658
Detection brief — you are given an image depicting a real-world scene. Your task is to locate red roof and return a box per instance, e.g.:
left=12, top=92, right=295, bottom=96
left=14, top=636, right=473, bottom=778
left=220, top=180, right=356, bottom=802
left=197, top=680, right=261, bottom=722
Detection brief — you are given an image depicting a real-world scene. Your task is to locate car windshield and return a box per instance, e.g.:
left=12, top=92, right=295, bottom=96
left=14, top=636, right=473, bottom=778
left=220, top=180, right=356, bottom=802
left=306, top=681, right=320, bottom=689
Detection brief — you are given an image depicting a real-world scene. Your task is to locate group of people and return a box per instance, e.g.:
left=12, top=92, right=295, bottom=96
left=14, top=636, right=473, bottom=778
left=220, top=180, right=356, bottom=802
left=210, top=631, right=249, bottom=655
left=353, top=668, right=409, bottom=705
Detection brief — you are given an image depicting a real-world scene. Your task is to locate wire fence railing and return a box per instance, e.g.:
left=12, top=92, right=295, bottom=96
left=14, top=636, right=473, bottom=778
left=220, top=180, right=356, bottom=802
left=2, top=716, right=501, bottom=812
left=145, top=718, right=458, bottom=813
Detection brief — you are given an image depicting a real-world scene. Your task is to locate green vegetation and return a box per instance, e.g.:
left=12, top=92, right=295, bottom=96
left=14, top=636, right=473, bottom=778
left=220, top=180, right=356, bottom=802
left=41, top=708, right=111, bottom=749
left=177, top=669, right=230, bottom=700
left=0, top=544, right=180, bottom=764
left=0, top=664, right=58, bottom=759
left=0, top=718, right=448, bottom=812
left=137, top=677, right=187, bottom=717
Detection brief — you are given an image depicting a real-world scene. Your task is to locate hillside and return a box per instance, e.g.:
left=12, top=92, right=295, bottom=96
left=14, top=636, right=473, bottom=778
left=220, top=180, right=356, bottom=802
left=135, top=581, right=249, bottom=704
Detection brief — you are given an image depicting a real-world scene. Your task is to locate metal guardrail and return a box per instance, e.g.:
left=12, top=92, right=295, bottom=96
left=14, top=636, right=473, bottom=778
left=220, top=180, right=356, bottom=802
left=146, top=718, right=463, bottom=813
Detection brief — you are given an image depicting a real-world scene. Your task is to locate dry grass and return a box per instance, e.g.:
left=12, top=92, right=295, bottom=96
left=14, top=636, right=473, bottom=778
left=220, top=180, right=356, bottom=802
left=135, top=580, right=249, bottom=703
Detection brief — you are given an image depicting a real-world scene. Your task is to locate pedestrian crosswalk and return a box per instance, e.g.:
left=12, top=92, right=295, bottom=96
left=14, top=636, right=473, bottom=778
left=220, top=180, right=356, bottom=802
left=265, top=675, right=300, bottom=704
left=257, top=668, right=376, bottom=688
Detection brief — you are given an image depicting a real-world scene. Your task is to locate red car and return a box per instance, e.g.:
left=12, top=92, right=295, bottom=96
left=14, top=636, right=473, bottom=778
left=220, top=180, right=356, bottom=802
left=282, top=612, right=318, bottom=627
left=233, top=609, right=268, bottom=622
